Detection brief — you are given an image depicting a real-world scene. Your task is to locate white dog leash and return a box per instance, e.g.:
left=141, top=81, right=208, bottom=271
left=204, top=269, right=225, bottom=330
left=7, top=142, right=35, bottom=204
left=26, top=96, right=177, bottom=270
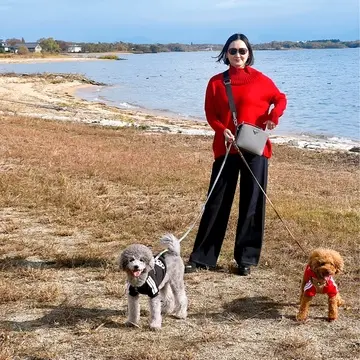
left=154, top=142, right=232, bottom=260
left=178, top=142, right=232, bottom=242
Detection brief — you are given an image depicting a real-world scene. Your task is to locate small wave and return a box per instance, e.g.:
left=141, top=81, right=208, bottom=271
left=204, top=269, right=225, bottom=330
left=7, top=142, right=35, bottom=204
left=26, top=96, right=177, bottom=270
left=288, top=131, right=360, bottom=144
left=328, top=136, right=360, bottom=144
left=271, top=132, right=360, bottom=151
left=118, top=102, right=138, bottom=109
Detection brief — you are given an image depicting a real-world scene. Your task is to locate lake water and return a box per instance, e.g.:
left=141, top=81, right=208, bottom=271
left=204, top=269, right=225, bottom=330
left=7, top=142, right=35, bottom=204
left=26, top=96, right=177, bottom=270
left=1, top=48, right=359, bottom=142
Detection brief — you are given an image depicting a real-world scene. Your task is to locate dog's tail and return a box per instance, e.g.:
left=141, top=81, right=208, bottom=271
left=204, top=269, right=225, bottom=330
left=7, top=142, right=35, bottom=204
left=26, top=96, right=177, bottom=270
left=160, top=233, right=181, bottom=256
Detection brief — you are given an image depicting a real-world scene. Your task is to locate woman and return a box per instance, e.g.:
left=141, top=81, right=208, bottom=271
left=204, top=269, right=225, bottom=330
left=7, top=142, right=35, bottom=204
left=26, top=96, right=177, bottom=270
left=185, top=33, right=287, bottom=275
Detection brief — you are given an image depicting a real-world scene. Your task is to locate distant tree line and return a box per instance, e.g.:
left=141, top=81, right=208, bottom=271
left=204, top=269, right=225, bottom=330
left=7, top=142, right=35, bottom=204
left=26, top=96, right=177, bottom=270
left=2, top=37, right=359, bottom=54
left=60, top=39, right=360, bottom=53
left=61, top=39, right=360, bottom=53
left=252, top=39, right=360, bottom=50
left=3, top=37, right=61, bottom=53
left=62, top=41, right=217, bottom=53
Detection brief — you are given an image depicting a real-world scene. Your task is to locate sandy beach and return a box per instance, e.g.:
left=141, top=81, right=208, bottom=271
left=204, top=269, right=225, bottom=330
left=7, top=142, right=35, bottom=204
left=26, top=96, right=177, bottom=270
left=0, top=54, right=105, bottom=64
left=0, top=72, right=211, bottom=135
left=0, top=52, right=132, bottom=64
left=0, top=72, right=359, bottom=152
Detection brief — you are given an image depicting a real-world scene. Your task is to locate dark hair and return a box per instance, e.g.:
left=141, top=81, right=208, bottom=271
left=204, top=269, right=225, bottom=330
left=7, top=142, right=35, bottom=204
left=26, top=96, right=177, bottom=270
left=216, top=33, right=254, bottom=66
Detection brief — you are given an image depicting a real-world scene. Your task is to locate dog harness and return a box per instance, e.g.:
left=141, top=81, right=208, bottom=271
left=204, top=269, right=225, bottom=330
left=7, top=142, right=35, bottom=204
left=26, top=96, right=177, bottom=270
left=128, top=256, right=167, bottom=298
left=303, top=265, right=338, bottom=298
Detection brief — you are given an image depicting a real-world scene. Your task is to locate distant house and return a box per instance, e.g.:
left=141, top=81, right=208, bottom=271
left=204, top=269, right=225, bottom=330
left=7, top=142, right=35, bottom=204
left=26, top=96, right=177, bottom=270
left=67, top=44, right=82, bottom=53
left=13, top=42, right=42, bottom=53
left=0, top=39, right=9, bottom=52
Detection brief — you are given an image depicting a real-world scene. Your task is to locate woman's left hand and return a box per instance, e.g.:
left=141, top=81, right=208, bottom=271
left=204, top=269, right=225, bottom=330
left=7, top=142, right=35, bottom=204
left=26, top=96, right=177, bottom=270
left=263, top=120, right=276, bottom=130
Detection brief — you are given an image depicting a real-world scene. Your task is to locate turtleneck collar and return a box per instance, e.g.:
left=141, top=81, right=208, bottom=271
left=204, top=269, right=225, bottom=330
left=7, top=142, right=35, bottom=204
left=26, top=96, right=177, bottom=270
left=228, top=65, right=261, bottom=85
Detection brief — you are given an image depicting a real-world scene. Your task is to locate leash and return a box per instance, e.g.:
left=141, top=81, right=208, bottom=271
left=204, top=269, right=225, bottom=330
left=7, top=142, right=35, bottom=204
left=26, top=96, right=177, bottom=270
left=178, top=142, right=232, bottom=243
left=156, top=140, right=308, bottom=259
left=222, top=70, right=307, bottom=255
left=231, top=142, right=308, bottom=255
left=154, top=142, right=232, bottom=260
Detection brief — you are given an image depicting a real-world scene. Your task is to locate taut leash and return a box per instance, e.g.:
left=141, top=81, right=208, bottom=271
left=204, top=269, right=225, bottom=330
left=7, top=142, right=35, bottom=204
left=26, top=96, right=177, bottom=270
left=178, top=142, right=232, bottom=242
left=157, top=139, right=307, bottom=259
left=232, top=142, right=308, bottom=256
left=155, top=143, right=232, bottom=260
left=222, top=70, right=306, bottom=255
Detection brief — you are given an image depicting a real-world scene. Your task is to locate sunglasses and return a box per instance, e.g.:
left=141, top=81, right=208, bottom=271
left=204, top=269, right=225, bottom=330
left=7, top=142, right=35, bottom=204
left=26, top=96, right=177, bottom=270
left=228, top=48, right=248, bottom=56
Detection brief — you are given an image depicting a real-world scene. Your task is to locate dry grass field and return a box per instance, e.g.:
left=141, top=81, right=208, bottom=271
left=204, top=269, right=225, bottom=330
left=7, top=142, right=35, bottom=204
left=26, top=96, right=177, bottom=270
left=0, top=114, right=359, bottom=360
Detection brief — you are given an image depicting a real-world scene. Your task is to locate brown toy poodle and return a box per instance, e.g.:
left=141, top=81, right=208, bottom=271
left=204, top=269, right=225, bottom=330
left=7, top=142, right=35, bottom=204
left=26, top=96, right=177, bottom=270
left=296, top=248, right=344, bottom=322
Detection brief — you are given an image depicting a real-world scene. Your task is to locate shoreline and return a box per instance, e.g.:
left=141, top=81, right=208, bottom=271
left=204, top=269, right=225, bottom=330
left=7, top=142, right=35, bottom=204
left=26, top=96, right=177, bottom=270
left=77, top=85, right=360, bottom=153
left=0, top=56, right=103, bottom=64
left=0, top=72, right=359, bottom=153
left=0, top=72, right=212, bottom=135
left=0, top=52, right=133, bottom=64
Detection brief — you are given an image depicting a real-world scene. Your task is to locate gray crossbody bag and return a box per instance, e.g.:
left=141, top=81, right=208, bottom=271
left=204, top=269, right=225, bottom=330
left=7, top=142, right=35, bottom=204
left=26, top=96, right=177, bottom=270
left=223, top=70, right=269, bottom=156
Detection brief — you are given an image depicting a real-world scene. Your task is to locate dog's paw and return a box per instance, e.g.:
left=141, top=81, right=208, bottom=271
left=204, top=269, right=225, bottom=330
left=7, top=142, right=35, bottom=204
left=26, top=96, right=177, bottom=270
left=173, top=310, right=187, bottom=319
left=149, top=322, right=162, bottom=331
left=296, top=313, right=307, bottom=322
left=125, top=321, right=140, bottom=328
left=328, top=313, right=338, bottom=322
left=161, top=302, right=175, bottom=315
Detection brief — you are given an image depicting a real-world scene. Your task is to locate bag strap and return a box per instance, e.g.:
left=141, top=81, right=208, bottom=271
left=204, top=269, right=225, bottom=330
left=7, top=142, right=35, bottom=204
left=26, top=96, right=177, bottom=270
left=223, top=70, right=239, bottom=129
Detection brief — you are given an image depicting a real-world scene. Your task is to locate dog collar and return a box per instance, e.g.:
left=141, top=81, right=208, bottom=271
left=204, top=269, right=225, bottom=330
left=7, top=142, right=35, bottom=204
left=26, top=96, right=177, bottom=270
left=310, top=277, right=327, bottom=287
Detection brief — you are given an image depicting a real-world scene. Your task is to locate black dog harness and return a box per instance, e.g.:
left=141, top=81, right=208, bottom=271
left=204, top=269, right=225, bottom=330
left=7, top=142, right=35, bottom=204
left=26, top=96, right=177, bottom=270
left=128, top=256, right=167, bottom=298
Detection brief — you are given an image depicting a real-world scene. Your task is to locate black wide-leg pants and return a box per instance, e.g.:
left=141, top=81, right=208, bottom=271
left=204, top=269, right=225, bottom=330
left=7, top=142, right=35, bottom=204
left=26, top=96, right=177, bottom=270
left=189, top=152, right=268, bottom=268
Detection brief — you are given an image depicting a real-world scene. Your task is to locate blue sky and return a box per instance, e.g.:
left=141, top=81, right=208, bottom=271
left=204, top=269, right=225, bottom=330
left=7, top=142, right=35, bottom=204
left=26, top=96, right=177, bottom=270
left=0, top=0, right=359, bottom=44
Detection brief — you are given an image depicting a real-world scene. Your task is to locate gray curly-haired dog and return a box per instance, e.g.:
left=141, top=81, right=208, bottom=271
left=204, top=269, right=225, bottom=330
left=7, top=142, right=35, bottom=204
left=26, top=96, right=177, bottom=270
left=119, top=233, right=188, bottom=330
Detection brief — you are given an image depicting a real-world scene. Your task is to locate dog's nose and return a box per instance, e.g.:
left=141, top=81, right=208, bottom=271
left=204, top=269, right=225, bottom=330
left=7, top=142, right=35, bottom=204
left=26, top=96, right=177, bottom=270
left=322, top=269, right=330, bottom=277
left=133, top=265, right=139, bottom=270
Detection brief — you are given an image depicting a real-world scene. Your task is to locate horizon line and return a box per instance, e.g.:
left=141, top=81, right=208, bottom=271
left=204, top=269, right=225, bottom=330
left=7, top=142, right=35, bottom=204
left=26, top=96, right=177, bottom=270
left=1, top=37, right=360, bottom=45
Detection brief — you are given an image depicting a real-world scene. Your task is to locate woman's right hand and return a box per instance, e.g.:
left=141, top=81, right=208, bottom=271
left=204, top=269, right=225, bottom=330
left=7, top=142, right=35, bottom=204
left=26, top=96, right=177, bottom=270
left=223, top=129, right=235, bottom=143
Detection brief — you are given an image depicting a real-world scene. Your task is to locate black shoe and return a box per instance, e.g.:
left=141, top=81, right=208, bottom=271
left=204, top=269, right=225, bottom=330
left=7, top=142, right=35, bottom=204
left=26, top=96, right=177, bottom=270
left=237, top=265, right=251, bottom=276
left=184, top=261, right=208, bottom=274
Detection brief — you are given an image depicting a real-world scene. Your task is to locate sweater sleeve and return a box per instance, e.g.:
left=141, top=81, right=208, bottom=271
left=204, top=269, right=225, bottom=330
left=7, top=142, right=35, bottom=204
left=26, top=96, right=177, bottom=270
left=204, top=79, right=227, bottom=133
left=268, top=79, right=287, bottom=125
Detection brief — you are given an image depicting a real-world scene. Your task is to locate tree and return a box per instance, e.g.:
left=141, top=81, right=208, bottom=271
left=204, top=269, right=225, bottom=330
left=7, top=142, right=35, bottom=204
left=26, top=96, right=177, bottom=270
left=6, top=38, right=21, bottom=46
left=17, top=45, right=29, bottom=55
left=55, top=40, right=69, bottom=52
left=114, top=41, right=129, bottom=52
left=149, top=44, right=160, bottom=53
left=38, top=37, right=60, bottom=53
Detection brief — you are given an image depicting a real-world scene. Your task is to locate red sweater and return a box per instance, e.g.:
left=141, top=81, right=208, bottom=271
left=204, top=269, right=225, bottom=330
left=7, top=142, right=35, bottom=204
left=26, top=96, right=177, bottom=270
left=205, top=65, right=287, bottom=159
left=302, top=265, right=339, bottom=298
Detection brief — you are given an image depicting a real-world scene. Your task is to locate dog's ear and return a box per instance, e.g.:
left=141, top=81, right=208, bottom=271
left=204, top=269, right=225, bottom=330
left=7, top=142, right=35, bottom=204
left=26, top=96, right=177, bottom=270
left=331, top=250, right=344, bottom=274
left=308, top=250, right=320, bottom=272
left=118, top=252, right=128, bottom=270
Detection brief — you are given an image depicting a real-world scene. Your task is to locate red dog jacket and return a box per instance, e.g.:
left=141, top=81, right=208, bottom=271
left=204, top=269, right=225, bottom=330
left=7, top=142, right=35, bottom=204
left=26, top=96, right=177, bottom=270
left=303, top=265, right=338, bottom=298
